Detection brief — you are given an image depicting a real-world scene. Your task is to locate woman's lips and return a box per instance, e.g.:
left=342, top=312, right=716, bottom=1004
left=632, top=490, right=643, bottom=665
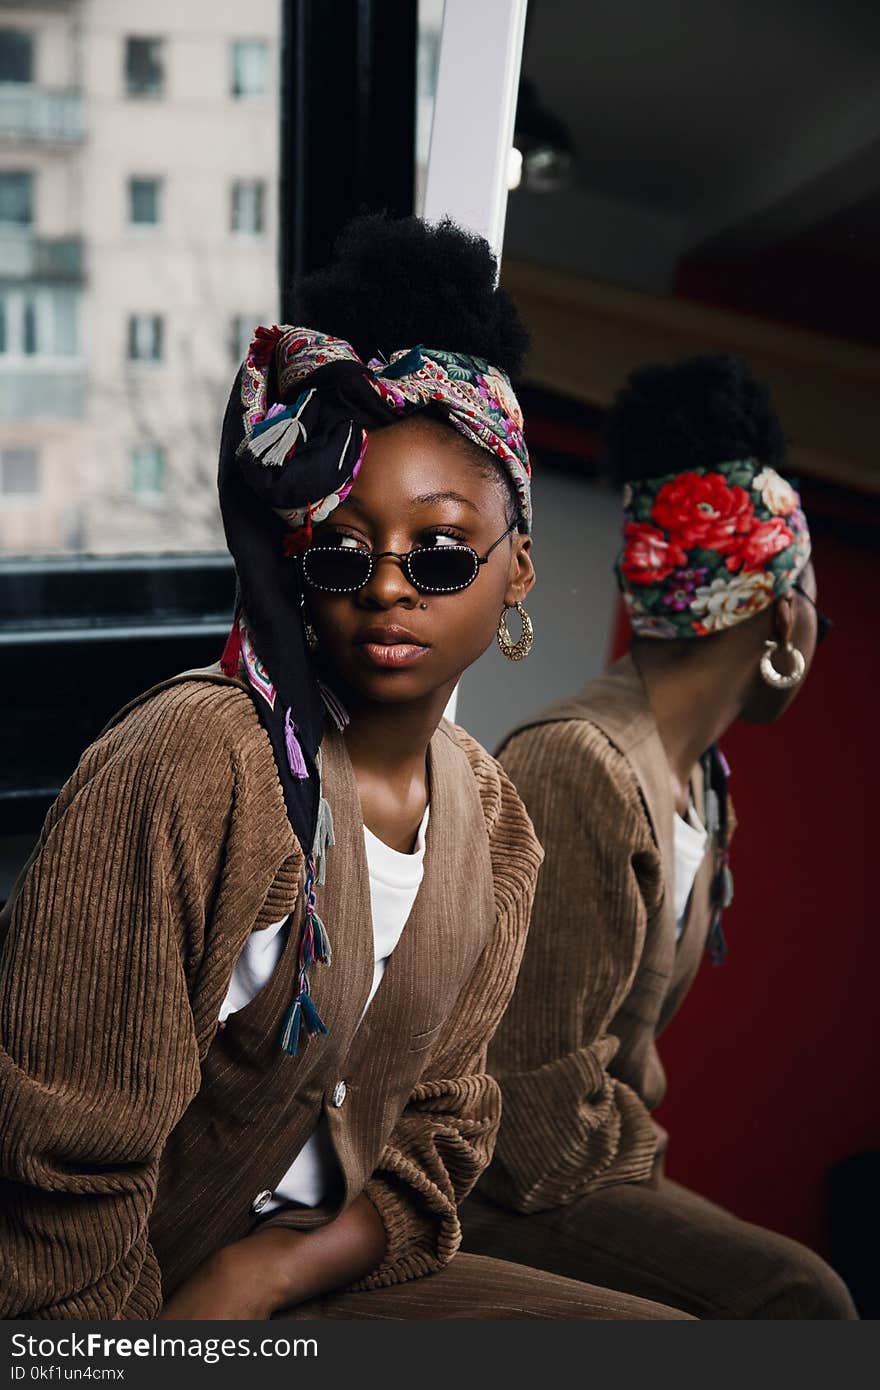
left=355, top=627, right=431, bottom=669
left=358, top=641, right=431, bottom=669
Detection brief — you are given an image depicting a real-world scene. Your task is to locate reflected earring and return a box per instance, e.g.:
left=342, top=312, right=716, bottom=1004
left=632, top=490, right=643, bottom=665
left=760, top=638, right=805, bottom=689
left=497, top=602, right=533, bottom=661
left=301, top=604, right=318, bottom=653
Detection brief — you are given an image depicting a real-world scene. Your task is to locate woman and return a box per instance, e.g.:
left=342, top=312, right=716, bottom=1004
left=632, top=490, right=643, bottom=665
left=0, top=217, right=688, bottom=1321
left=461, top=354, right=856, bottom=1319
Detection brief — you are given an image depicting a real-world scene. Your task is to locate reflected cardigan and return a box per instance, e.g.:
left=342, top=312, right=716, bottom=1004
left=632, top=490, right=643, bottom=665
left=480, top=655, right=733, bottom=1215
left=0, top=673, right=541, bottom=1318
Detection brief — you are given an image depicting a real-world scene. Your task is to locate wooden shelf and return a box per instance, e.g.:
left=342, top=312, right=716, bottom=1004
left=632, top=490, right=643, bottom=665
left=503, top=259, right=880, bottom=494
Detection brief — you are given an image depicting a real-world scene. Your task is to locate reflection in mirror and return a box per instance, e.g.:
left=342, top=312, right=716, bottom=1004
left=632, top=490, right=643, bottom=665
left=452, top=0, right=878, bottom=1320
left=458, top=0, right=880, bottom=746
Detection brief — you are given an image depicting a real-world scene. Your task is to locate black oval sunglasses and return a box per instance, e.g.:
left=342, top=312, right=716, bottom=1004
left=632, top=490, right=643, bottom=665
left=793, top=581, right=833, bottom=645
left=301, top=523, right=517, bottom=596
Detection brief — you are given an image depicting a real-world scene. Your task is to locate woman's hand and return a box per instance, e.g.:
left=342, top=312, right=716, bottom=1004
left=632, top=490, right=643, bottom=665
left=159, top=1197, right=387, bottom=1320
left=158, top=1232, right=298, bottom=1320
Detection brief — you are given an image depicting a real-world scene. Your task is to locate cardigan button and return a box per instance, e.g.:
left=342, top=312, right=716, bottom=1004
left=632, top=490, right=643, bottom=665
left=251, top=1189, right=273, bottom=1214
left=331, top=1080, right=347, bottom=1108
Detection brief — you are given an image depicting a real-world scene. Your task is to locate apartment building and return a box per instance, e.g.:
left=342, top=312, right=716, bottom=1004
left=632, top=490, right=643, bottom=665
left=0, top=0, right=280, bottom=555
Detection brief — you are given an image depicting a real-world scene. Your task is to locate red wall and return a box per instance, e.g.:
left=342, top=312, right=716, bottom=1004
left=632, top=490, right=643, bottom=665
left=613, top=516, right=879, bottom=1255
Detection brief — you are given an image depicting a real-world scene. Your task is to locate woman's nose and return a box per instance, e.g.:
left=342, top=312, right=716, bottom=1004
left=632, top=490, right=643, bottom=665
left=358, top=552, right=420, bottom=607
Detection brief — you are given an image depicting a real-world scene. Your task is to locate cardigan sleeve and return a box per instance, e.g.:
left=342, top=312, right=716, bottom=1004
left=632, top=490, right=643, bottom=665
left=479, top=719, right=661, bottom=1214
left=0, top=700, right=239, bottom=1319
left=352, top=754, right=542, bottom=1288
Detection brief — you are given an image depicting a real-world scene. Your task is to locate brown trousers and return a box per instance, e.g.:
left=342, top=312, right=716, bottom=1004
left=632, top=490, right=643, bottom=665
left=460, top=1181, right=857, bottom=1320
left=281, top=1252, right=693, bottom=1320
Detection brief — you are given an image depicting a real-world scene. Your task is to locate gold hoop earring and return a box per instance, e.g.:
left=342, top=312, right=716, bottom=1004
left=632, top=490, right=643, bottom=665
left=760, top=638, right=805, bottom=690
left=497, top=602, right=533, bottom=661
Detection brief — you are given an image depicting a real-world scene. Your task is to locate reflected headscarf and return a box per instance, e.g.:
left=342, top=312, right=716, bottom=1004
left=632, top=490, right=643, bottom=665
left=616, top=458, right=811, bottom=639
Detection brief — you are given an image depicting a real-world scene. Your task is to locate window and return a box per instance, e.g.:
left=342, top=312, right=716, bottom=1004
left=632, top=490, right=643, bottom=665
left=0, top=288, right=79, bottom=358
left=231, top=179, right=265, bottom=234
left=0, top=29, right=34, bottom=84
left=125, top=37, right=164, bottom=98
left=229, top=314, right=264, bottom=363
left=128, top=177, right=161, bottom=227
left=231, top=40, right=268, bottom=98
left=131, top=444, right=166, bottom=496
left=0, top=10, right=280, bottom=561
left=127, top=314, right=163, bottom=362
left=0, top=170, right=34, bottom=227
left=22, top=295, right=36, bottom=354
left=0, top=447, right=40, bottom=496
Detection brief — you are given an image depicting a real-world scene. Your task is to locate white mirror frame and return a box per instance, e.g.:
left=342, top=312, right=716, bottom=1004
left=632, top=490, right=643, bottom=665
left=422, top=0, right=529, bottom=721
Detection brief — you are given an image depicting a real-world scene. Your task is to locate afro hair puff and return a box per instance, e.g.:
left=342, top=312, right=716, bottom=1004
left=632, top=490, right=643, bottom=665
left=289, top=214, right=530, bottom=381
left=602, top=354, right=787, bottom=485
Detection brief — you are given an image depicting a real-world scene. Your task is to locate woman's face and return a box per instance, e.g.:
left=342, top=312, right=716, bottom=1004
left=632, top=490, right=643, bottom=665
left=303, top=418, right=534, bottom=708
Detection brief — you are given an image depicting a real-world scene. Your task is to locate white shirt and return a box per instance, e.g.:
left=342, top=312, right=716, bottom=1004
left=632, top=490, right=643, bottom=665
left=218, top=806, right=430, bottom=1209
left=673, top=802, right=708, bottom=941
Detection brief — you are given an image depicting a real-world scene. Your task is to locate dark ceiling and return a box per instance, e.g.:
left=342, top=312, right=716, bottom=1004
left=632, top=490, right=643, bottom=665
left=518, top=0, right=880, bottom=344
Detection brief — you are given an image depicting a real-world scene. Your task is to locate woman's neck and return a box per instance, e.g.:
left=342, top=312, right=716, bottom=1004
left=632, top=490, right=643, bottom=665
left=631, top=646, right=749, bottom=815
left=338, top=681, right=455, bottom=851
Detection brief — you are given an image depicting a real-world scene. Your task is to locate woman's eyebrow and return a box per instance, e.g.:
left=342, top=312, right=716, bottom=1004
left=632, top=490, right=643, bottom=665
left=336, top=490, right=480, bottom=521
left=411, top=490, right=480, bottom=512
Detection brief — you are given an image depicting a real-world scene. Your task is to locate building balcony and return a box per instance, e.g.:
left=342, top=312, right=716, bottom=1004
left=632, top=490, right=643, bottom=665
left=0, top=364, right=86, bottom=420
left=0, top=86, right=84, bottom=144
left=0, top=234, right=83, bottom=282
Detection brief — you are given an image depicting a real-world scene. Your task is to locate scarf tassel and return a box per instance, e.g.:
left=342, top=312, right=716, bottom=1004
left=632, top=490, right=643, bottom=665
left=281, top=985, right=327, bottom=1057
left=312, top=796, right=336, bottom=887
left=284, top=709, right=309, bottom=779
left=310, top=909, right=332, bottom=967
left=245, top=391, right=313, bottom=468
left=280, top=998, right=302, bottom=1056
left=279, top=835, right=333, bottom=1058
left=707, top=917, right=728, bottom=967
left=300, top=989, right=328, bottom=1037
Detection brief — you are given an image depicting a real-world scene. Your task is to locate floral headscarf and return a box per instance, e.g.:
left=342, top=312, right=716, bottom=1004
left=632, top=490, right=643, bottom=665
left=240, top=324, right=531, bottom=537
left=617, top=459, right=811, bottom=638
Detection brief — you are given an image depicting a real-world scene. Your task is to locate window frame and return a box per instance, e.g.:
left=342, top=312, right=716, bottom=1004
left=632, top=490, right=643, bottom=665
left=230, top=178, right=266, bottom=236
left=230, top=38, right=269, bottom=100
left=0, top=28, right=34, bottom=85
left=126, top=312, right=164, bottom=363
left=0, top=168, right=35, bottom=228
left=0, top=445, right=40, bottom=501
left=124, top=36, right=165, bottom=100
left=127, top=175, right=162, bottom=228
left=0, top=286, right=80, bottom=362
left=229, top=313, right=265, bottom=364
left=130, top=442, right=167, bottom=501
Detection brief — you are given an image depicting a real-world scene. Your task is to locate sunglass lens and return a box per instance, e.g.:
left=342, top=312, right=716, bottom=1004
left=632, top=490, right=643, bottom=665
left=407, top=547, right=479, bottom=593
left=303, top=547, right=371, bottom=592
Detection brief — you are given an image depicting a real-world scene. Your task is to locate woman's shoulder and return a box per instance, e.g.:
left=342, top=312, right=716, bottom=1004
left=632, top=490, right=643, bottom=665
left=438, top=717, right=513, bottom=818
left=59, top=674, right=283, bottom=839
left=501, top=713, right=642, bottom=803
left=438, top=719, right=543, bottom=877
left=100, top=674, right=267, bottom=773
left=495, top=715, right=655, bottom=860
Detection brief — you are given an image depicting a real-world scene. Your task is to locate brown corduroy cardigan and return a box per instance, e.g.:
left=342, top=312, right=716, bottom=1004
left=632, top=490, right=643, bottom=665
left=479, top=655, right=733, bottom=1215
left=0, top=672, right=542, bottom=1319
